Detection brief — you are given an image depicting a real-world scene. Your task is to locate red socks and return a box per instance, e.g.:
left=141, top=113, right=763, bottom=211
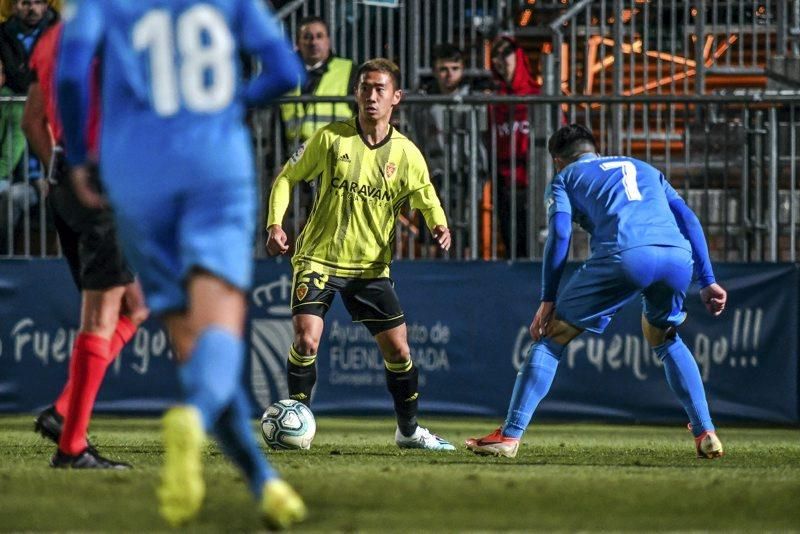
left=58, top=333, right=111, bottom=455
left=109, top=315, right=137, bottom=358
left=52, top=316, right=138, bottom=422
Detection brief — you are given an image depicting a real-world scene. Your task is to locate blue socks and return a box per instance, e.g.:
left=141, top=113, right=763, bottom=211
left=502, top=338, right=563, bottom=439
left=179, top=327, right=243, bottom=430
left=179, top=326, right=274, bottom=498
left=214, top=388, right=276, bottom=497
left=653, top=334, right=715, bottom=437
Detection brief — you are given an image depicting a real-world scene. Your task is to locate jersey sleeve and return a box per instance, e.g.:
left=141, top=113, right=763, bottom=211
left=236, top=0, right=305, bottom=105
left=56, top=0, right=104, bottom=166
left=407, top=146, right=447, bottom=229
left=545, top=172, right=571, bottom=219
left=659, top=172, right=683, bottom=202
left=266, top=128, right=330, bottom=227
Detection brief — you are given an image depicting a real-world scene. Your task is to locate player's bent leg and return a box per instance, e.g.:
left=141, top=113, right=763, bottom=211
left=374, top=324, right=455, bottom=451
left=159, top=405, right=206, bottom=526
left=467, top=317, right=581, bottom=458
left=643, top=316, right=722, bottom=459
left=159, top=273, right=248, bottom=524
left=288, top=314, right=324, bottom=406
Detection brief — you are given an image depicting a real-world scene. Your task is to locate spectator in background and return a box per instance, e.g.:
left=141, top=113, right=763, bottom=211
left=413, top=43, right=488, bottom=257
left=0, top=0, right=58, bottom=252
left=281, top=15, right=356, bottom=146
left=0, top=67, right=28, bottom=253
left=489, top=36, right=541, bottom=259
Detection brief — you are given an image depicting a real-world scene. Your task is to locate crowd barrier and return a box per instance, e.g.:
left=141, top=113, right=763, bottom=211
left=1, top=259, right=797, bottom=424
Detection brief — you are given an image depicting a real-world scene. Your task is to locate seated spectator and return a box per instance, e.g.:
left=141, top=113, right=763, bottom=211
left=280, top=15, right=356, bottom=146
left=489, top=36, right=541, bottom=259
left=413, top=43, right=488, bottom=257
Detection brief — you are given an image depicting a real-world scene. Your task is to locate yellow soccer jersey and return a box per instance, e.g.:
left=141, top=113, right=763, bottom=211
left=268, top=117, right=447, bottom=278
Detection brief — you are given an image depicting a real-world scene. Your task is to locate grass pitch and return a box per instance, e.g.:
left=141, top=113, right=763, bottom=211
left=1, top=415, right=798, bottom=532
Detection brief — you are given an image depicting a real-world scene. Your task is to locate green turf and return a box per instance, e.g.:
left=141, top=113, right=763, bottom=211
left=1, top=415, right=798, bottom=532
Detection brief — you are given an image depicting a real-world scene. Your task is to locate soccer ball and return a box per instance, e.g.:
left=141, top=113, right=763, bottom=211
left=260, top=399, right=316, bottom=450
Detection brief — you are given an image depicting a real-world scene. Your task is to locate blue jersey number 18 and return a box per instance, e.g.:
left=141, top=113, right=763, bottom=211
left=133, top=4, right=235, bottom=117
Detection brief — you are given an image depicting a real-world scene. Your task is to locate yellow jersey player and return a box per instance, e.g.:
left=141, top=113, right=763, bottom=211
left=267, top=58, right=455, bottom=450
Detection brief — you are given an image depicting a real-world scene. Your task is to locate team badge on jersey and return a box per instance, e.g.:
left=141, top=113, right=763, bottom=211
left=384, top=162, right=397, bottom=179
left=296, top=283, right=309, bottom=301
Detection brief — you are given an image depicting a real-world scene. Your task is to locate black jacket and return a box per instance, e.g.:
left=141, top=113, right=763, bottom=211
left=0, top=9, right=58, bottom=95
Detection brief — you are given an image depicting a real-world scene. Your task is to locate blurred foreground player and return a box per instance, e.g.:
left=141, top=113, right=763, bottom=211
left=57, top=0, right=306, bottom=527
left=267, top=59, right=455, bottom=451
left=23, top=21, right=149, bottom=469
left=467, top=124, right=727, bottom=460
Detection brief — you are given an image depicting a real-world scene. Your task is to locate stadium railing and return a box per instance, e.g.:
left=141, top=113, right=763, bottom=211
left=256, top=92, right=800, bottom=263
left=0, top=92, right=797, bottom=263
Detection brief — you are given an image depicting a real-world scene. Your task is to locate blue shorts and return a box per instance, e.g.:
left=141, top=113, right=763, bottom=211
left=556, top=245, right=693, bottom=333
left=106, top=177, right=256, bottom=315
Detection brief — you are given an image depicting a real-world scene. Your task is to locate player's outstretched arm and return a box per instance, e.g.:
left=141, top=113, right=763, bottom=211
left=668, top=198, right=727, bottom=316
left=238, top=0, right=305, bottom=105
left=56, top=0, right=104, bottom=168
left=265, top=132, right=329, bottom=253
left=540, top=211, right=571, bottom=301
left=668, top=197, right=716, bottom=288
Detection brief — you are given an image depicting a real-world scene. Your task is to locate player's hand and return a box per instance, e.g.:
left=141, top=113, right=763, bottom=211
left=433, top=225, right=451, bottom=251
left=266, top=224, right=289, bottom=256
left=70, top=164, right=106, bottom=209
left=700, top=283, right=727, bottom=316
left=530, top=301, right=556, bottom=341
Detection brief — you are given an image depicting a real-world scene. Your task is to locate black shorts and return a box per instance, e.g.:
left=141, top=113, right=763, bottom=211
left=46, top=166, right=134, bottom=291
left=291, top=269, right=405, bottom=335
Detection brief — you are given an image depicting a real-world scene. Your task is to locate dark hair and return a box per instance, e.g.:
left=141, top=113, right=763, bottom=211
left=548, top=124, right=598, bottom=160
left=356, top=58, right=402, bottom=90
left=432, top=43, right=464, bottom=64
left=297, top=15, right=329, bottom=37
left=491, top=38, right=516, bottom=59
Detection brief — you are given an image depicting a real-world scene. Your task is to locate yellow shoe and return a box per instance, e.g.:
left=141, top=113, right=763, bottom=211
left=261, top=479, right=307, bottom=530
left=158, top=406, right=206, bottom=526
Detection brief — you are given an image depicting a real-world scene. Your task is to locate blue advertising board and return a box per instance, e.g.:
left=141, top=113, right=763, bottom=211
left=1, top=259, right=797, bottom=424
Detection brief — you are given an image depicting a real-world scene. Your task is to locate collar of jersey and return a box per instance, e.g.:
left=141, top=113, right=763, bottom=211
left=355, top=118, right=394, bottom=150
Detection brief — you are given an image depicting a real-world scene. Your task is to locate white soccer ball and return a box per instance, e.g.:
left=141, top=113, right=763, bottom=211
left=260, top=399, right=316, bottom=450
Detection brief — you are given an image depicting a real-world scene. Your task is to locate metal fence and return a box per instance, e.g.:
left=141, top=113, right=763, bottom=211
left=275, top=0, right=514, bottom=88
left=257, top=93, right=800, bottom=263
left=3, top=93, right=798, bottom=263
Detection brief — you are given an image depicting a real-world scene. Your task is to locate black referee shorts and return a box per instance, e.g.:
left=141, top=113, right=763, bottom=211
left=290, top=268, right=405, bottom=336
left=47, top=163, right=134, bottom=291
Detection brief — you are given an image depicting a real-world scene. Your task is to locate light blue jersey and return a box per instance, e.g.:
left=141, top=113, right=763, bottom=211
left=57, top=0, right=303, bottom=313
left=546, top=153, right=691, bottom=258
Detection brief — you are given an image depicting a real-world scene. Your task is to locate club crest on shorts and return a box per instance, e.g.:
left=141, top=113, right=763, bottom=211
left=295, top=283, right=309, bottom=301
left=384, top=162, right=397, bottom=179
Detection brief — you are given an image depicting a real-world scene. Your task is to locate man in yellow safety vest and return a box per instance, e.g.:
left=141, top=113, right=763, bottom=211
left=281, top=16, right=356, bottom=145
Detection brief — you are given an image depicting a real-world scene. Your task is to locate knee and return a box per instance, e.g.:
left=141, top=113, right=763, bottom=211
left=81, top=308, right=121, bottom=339
left=169, top=324, right=197, bottom=362
left=641, top=316, right=677, bottom=347
left=382, top=343, right=410, bottom=365
left=125, top=306, right=150, bottom=327
left=294, top=331, right=320, bottom=355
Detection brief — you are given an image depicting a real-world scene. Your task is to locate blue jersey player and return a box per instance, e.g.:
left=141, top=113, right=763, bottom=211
left=57, top=0, right=306, bottom=528
left=467, top=124, right=728, bottom=460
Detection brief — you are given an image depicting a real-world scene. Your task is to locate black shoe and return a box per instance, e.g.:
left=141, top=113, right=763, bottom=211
left=34, top=405, right=63, bottom=444
left=50, top=448, right=132, bottom=470
left=34, top=405, right=96, bottom=451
